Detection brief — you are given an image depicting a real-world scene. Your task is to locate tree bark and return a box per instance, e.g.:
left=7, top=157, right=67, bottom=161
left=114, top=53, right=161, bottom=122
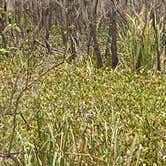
left=108, top=7, right=119, bottom=69
left=88, top=0, right=103, bottom=68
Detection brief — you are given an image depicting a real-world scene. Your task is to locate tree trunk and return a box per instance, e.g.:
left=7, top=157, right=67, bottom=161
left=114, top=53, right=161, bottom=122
left=88, top=0, right=103, bottom=68
left=108, top=7, right=119, bottom=69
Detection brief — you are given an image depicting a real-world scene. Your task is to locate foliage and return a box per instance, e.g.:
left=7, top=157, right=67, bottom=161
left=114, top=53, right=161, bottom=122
left=0, top=1, right=165, bottom=165
left=0, top=56, right=165, bottom=165
left=0, top=48, right=8, bottom=55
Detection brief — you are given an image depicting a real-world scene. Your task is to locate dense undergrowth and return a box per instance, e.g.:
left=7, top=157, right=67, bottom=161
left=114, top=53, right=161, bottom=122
left=0, top=55, right=165, bottom=165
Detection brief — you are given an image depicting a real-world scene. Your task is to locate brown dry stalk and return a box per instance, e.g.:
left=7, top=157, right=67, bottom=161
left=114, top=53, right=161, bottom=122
left=0, top=151, right=106, bottom=163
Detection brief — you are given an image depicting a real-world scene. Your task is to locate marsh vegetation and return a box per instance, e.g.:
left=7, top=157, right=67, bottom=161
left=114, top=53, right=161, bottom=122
left=0, top=0, right=166, bottom=165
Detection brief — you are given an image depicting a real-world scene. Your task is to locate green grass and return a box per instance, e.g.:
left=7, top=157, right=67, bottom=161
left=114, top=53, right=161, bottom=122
left=0, top=56, right=166, bottom=165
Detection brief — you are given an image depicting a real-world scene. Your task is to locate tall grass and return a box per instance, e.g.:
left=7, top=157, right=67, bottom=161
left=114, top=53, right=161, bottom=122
left=118, top=9, right=165, bottom=71
left=0, top=55, right=165, bottom=165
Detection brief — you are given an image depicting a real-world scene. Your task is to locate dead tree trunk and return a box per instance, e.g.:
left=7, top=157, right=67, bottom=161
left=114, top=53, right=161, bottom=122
left=67, top=0, right=77, bottom=60
left=0, top=0, right=8, bottom=56
left=88, top=0, right=103, bottom=68
left=108, top=7, right=119, bottom=69
left=152, top=8, right=161, bottom=71
left=45, top=0, right=53, bottom=54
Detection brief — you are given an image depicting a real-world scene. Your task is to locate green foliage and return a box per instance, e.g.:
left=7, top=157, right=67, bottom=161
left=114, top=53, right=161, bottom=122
left=2, top=23, right=21, bottom=34
left=0, top=48, right=8, bottom=55
left=118, top=10, right=164, bottom=71
left=0, top=2, right=165, bottom=164
left=0, top=56, right=165, bottom=165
